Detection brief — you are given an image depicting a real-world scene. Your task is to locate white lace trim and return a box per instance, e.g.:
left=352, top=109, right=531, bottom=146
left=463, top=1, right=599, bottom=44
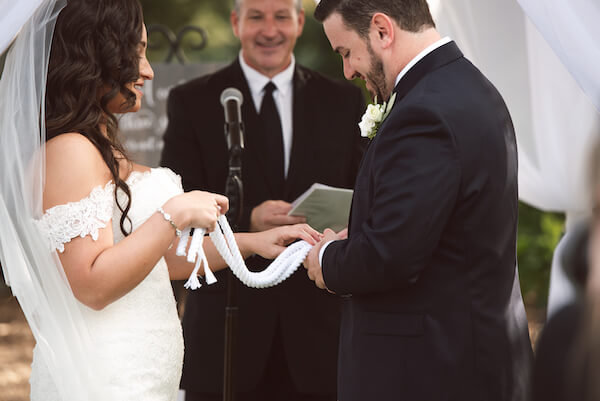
left=35, top=168, right=182, bottom=253
left=36, top=182, right=115, bottom=253
left=126, top=169, right=152, bottom=187
left=124, top=168, right=182, bottom=191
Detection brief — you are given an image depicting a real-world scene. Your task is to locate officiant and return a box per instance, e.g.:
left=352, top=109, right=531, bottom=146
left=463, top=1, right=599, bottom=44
left=159, top=0, right=366, bottom=399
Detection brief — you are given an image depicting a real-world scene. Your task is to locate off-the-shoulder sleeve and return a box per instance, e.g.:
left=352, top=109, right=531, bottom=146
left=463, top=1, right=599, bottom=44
left=36, top=182, right=115, bottom=253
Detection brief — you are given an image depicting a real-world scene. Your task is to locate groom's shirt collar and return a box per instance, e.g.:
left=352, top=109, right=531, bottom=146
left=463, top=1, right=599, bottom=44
left=394, top=36, right=452, bottom=88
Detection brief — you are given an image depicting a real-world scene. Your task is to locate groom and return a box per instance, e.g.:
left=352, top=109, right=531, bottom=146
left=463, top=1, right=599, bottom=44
left=304, top=1, right=533, bottom=400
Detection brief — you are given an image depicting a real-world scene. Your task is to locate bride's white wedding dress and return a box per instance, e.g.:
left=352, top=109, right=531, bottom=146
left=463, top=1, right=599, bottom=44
left=30, top=167, right=185, bottom=401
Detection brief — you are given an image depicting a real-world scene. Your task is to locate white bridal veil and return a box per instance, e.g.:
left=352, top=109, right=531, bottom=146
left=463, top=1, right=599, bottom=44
left=0, top=0, right=112, bottom=399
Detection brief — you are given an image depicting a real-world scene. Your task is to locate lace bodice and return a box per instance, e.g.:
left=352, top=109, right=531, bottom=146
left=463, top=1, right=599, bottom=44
left=36, top=181, right=115, bottom=252
left=36, top=167, right=185, bottom=251
left=31, top=167, right=185, bottom=401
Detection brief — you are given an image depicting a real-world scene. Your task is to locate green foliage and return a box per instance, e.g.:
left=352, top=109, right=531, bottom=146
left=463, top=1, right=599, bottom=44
left=517, top=202, right=565, bottom=308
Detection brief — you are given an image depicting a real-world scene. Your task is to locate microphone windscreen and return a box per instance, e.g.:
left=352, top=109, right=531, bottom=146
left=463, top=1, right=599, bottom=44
left=220, top=87, right=243, bottom=107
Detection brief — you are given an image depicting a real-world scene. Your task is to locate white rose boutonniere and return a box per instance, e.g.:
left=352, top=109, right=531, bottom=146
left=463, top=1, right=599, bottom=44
left=358, top=92, right=397, bottom=140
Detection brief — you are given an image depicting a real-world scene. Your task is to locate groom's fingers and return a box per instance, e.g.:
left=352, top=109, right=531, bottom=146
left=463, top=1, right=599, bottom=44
left=303, top=224, right=324, bottom=242
left=303, top=244, right=328, bottom=291
left=303, top=245, right=317, bottom=271
left=322, top=228, right=340, bottom=242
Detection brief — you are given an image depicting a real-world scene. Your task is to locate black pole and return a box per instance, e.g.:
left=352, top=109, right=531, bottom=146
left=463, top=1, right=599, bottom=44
left=223, top=268, right=238, bottom=401
left=223, top=144, right=243, bottom=401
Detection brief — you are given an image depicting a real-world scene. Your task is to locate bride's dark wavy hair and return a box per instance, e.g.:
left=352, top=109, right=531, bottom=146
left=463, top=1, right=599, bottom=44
left=45, top=0, right=144, bottom=236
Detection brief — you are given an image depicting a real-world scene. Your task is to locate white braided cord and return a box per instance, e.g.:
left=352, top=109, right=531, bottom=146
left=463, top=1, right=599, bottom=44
left=183, top=215, right=312, bottom=289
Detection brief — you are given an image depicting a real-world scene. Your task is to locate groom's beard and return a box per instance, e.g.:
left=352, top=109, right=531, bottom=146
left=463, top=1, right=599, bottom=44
left=366, top=40, right=389, bottom=102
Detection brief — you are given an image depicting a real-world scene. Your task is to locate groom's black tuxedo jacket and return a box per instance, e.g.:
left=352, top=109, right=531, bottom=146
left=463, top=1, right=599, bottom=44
left=322, top=42, right=532, bottom=401
left=160, top=59, right=366, bottom=394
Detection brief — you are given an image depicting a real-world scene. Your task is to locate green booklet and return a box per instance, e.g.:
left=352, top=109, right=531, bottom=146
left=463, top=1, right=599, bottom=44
left=288, top=183, right=353, bottom=232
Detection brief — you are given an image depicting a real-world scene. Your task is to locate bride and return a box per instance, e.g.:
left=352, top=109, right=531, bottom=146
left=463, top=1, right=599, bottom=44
left=0, top=0, right=320, bottom=400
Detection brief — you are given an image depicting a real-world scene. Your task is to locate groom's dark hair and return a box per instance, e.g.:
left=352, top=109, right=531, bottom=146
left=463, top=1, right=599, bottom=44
left=314, top=0, right=435, bottom=38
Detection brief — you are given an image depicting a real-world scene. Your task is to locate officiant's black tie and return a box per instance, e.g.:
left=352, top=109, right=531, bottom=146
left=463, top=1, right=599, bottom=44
left=260, top=82, right=285, bottom=195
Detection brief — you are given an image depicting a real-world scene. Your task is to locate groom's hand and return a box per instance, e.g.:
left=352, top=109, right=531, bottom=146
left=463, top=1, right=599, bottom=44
left=250, top=200, right=306, bottom=232
left=304, top=228, right=341, bottom=291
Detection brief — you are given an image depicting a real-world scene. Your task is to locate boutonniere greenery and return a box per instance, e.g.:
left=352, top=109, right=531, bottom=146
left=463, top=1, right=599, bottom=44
left=358, top=92, right=397, bottom=140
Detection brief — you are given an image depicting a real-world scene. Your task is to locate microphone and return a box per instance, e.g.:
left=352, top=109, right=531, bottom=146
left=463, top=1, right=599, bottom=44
left=220, top=88, right=244, bottom=152
left=220, top=87, right=244, bottom=229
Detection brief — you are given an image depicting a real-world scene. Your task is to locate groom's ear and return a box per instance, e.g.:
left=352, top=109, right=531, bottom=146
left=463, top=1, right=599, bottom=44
left=370, top=13, right=395, bottom=49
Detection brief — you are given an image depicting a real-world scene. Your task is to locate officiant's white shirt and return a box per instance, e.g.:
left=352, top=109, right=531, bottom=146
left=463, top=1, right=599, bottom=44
left=239, top=51, right=295, bottom=178
left=319, top=36, right=452, bottom=267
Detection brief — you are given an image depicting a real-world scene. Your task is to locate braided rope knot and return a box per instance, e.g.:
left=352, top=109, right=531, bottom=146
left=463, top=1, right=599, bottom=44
left=180, top=215, right=313, bottom=289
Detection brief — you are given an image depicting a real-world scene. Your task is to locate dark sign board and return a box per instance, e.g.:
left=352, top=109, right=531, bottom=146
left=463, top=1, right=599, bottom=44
left=119, top=62, right=225, bottom=167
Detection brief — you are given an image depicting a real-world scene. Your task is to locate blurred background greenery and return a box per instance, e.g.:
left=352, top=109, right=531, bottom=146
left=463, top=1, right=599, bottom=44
left=518, top=205, right=564, bottom=308
left=0, top=0, right=565, bottom=312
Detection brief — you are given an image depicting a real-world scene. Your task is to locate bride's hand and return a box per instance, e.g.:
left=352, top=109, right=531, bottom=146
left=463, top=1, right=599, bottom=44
left=252, top=224, right=322, bottom=260
left=163, top=191, right=229, bottom=232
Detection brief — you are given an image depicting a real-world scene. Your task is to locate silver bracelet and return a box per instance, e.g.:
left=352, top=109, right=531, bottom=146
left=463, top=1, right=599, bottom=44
left=157, top=206, right=182, bottom=237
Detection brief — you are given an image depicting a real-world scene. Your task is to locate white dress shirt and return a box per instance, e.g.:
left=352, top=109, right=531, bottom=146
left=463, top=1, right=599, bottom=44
left=319, top=37, right=453, bottom=267
left=239, top=52, right=295, bottom=178
left=394, top=36, right=451, bottom=87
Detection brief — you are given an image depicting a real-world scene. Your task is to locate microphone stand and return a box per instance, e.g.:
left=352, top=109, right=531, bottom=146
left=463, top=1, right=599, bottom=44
left=223, top=123, right=243, bottom=401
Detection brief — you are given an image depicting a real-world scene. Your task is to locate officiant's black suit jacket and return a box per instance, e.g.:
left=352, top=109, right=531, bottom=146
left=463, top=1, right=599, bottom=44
left=322, top=42, right=532, bottom=401
left=160, top=59, right=366, bottom=394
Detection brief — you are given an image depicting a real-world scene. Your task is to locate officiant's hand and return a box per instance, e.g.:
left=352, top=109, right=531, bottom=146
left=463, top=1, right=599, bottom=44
left=304, top=228, right=342, bottom=291
left=250, top=200, right=306, bottom=232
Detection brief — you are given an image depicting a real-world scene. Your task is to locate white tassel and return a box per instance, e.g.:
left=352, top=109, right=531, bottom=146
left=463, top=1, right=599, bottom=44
left=184, top=228, right=218, bottom=289
left=176, top=228, right=191, bottom=256
left=199, top=224, right=217, bottom=285
left=202, top=253, right=217, bottom=284
left=184, top=256, right=203, bottom=290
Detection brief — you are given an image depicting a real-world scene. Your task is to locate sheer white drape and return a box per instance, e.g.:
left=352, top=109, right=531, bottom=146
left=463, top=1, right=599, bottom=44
left=429, top=0, right=600, bottom=317
left=0, top=1, right=112, bottom=399
left=516, top=0, right=600, bottom=113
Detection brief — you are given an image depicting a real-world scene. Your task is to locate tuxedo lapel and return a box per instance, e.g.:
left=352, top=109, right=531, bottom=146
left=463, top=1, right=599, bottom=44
left=227, top=60, right=280, bottom=197
left=392, top=41, right=463, bottom=101
left=359, top=42, right=464, bottom=172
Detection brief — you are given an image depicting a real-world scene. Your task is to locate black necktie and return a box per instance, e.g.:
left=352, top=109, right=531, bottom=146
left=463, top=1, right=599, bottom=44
left=259, top=82, right=285, bottom=193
